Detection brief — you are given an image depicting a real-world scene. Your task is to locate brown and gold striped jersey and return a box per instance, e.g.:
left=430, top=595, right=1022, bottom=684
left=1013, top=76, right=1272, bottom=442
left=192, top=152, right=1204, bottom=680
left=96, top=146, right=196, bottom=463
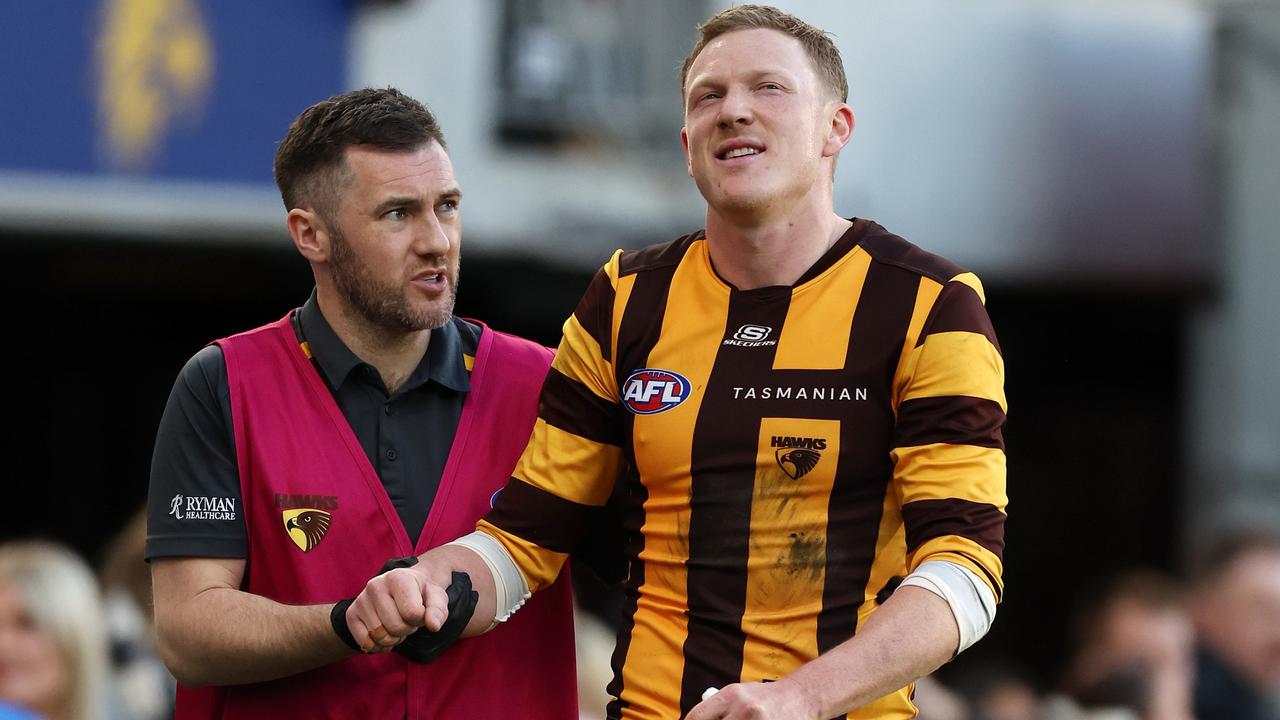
left=480, top=219, right=1007, bottom=720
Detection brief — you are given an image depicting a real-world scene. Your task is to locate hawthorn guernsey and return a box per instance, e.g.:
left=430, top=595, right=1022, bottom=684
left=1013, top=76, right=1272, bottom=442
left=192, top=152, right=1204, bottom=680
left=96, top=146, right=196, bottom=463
left=477, top=218, right=1008, bottom=720
left=622, top=368, right=692, bottom=414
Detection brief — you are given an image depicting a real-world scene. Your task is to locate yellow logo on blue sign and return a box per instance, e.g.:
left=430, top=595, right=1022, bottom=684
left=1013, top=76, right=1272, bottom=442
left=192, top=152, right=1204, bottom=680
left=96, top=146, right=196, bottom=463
left=97, top=0, right=213, bottom=170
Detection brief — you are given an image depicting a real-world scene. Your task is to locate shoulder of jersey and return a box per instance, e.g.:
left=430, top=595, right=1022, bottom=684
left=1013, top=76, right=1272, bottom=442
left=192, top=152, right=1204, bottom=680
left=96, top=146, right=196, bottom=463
left=615, top=231, right=705, bottom=278
left=856, top=224, right=970, bottom=285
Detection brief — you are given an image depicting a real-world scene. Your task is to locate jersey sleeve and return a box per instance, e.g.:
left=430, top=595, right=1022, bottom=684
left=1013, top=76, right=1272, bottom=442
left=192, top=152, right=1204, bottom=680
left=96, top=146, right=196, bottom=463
left=478, top=253, right=627, bottom=591
left=891, top=274, right=1007, bottom=600
left=145, top=345, right=249, bottom=560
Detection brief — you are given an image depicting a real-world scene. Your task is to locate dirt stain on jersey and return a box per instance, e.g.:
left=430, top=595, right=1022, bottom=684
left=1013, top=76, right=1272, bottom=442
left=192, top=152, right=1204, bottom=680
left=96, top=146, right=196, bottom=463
left=784, top=531, right=825, bottom=583
left=754, top=466, right=796, bottom=512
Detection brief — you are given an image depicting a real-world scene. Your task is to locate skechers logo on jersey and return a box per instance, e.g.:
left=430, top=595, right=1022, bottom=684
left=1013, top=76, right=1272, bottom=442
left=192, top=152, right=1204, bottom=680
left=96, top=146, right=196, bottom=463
left=723, top=324, right=777, bottom=348
left=622, top=368, right=692, bottom=414
left=771, top=436, right=827, bottom=479
left=168, top=494, right=236, bottom=521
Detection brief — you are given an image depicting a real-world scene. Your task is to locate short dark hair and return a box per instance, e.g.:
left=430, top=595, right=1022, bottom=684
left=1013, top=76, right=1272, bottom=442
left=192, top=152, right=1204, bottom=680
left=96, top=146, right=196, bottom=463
left=681, top=5, right=848, bottom=104
left=273, top=87, right=446, bottom=221
left=1190, top=528, right=1280, bottom=587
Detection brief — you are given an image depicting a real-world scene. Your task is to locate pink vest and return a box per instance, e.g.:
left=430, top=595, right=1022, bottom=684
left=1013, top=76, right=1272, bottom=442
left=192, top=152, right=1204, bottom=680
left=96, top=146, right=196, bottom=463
left=176, top=315, right=577, bottom=720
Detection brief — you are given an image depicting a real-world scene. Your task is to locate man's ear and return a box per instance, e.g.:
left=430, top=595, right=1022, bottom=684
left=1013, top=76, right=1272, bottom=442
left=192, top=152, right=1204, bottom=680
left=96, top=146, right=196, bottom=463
left=680, top=127, right=694, bottom=178
left=287, top=208, right=328, bottom=262
left=823, top=102, right=855, bottom=158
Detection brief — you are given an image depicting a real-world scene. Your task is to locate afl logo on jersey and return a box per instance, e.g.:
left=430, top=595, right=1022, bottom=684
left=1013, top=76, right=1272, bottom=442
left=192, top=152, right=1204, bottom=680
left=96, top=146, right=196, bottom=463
left=622, top=368, right=692, bottom=414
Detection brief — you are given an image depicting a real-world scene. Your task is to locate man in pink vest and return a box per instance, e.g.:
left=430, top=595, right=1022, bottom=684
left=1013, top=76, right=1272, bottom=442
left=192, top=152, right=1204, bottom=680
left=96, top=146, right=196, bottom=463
left=146, top=88, right=577, bottom=719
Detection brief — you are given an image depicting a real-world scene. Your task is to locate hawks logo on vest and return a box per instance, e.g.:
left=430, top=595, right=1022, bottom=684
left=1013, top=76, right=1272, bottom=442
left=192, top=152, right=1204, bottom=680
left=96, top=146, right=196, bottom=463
left=622, top=368, right=692, bottom=415
left=276, top=494, right=338, bottom=553
left=771, top=435, right=827, bottom=479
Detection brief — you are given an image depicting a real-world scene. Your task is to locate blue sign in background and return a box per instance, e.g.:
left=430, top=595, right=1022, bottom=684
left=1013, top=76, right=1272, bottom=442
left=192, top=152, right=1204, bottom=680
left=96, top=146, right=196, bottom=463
left=0, top=0, right=350, bottom=184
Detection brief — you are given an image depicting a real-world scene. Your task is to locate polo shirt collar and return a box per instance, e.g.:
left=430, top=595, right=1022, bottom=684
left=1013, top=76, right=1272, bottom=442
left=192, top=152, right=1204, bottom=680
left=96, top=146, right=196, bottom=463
left=297, top=291, right=471, bottom=395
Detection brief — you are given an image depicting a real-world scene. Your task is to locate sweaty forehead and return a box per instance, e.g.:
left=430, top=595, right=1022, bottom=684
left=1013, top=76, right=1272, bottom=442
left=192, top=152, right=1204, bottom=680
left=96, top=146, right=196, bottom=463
left=687, top=28, right=812, bottom=85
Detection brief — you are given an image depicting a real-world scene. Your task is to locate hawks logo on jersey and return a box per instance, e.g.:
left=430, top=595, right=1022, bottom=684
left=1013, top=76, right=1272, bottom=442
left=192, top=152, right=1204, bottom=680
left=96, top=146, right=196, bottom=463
left=771, top=435, right=827, bottom=479
left=622, top=368, right=691, bottom=414
left=275, top=493, right=338, bottom=553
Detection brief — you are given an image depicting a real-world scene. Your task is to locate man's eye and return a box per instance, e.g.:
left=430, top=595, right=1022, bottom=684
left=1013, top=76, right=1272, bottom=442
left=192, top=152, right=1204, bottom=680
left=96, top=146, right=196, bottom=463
left=439, top=200, right=459, bottom=213
left=385, top=208, right=407, bottom=220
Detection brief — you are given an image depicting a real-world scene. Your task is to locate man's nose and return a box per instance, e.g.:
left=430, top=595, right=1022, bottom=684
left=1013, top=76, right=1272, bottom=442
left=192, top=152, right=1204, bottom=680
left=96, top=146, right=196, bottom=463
left=413, top=213, right=451, bottom=256
left=717, top=88, right=753, bottom=128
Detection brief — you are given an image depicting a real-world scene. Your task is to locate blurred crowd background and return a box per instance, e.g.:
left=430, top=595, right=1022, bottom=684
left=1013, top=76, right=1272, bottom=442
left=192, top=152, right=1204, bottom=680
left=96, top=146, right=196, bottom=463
left=1, top=0, right=1278, bottom=718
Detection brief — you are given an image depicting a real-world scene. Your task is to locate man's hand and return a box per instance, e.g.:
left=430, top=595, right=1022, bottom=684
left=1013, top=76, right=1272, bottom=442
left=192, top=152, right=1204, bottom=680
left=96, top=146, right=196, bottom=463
left=685, top=679, right=820, bottom=720
left=345, top=559, right=451, bottom=653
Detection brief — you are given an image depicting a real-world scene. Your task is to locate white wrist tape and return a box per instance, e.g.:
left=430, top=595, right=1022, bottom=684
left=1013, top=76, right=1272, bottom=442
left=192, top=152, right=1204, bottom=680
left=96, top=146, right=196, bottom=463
left=445, top=531, right=531, bottom=627
left=900, top=559, right=997, bottom=654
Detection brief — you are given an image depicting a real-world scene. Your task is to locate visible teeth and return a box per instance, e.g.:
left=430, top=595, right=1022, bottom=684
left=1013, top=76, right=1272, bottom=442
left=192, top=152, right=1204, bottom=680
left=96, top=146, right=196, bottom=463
left=724, top=147, right=759, bottom=159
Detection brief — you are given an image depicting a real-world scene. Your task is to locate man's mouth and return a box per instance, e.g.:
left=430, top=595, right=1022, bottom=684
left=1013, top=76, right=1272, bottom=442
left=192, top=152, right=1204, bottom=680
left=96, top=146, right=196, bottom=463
left=716, top=140, right=762, bottom=159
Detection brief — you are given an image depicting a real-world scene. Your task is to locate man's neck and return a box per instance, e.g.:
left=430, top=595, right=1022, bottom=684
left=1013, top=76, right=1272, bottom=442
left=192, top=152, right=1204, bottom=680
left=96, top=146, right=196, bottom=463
left=704, top=207, right=852, bottom=290
left=316, top=289, right=429, bottom=394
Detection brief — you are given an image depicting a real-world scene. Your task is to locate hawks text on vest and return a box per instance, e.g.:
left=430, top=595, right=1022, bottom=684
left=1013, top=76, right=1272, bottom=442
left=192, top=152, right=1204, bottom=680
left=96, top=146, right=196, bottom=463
left=274, top=493, right=339, bottom=510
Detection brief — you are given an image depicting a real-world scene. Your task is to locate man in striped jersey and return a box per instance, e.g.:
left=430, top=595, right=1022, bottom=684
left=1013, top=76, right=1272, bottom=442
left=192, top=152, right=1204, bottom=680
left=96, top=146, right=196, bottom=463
left=346, top=6, right=1007, bottom=718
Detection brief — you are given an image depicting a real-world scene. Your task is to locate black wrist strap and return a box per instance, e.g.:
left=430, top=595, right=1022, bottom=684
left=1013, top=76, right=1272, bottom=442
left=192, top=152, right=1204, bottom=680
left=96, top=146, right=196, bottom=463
left=330, top=598, right=359, bottom=651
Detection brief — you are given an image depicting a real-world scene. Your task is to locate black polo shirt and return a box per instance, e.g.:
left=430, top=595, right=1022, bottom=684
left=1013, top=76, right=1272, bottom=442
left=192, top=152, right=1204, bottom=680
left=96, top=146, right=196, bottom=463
left=145, top=293, right=480, bottom=560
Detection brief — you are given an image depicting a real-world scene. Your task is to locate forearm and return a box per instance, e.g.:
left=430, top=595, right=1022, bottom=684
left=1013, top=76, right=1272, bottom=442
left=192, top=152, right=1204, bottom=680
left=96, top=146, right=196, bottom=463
left=417, top=542, right=500, bottom=637
left=786, top=586, right=959, bottom=717
left=155, top=583, right=350, bottom=686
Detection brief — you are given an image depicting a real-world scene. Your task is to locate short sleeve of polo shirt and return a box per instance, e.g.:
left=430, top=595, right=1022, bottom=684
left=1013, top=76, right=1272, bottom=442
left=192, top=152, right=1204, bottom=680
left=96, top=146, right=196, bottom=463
left=145, top=344, right=248, bottom=560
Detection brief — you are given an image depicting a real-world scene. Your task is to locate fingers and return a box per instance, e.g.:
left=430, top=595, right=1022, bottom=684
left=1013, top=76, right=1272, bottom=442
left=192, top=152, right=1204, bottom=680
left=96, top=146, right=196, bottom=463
left=347, top=567, right=437, bottom=652
left=685, top=686, right=726, bottom=720
left=423, top=581, right=449, bottom=631
left=376, top=572, right=427, bottom=636
left=365, top=625, right=405, bottom=652
left=390, top=574, right=429, bottom=631
left=343, top=607, right=379, bottom=654
left=687, top=680, right=813, bottom=719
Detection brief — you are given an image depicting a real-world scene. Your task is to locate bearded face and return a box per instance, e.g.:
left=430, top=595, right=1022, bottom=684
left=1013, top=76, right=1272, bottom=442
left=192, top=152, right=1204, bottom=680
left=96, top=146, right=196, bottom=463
left=328, top=221, right=459, bottom=333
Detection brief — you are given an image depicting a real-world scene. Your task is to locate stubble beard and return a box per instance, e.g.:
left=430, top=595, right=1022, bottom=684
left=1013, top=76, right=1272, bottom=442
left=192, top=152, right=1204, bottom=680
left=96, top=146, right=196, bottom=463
left=328, top=226, right=459, bottom=334
left=695, top=154, right=778, bottom=220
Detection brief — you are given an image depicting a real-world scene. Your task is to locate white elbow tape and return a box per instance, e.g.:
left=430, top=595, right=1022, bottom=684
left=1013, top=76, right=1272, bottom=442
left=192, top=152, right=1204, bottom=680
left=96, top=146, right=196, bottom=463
left=900, top=560, right=997, bottom=654
left=445, top=531, right=532, bottom=626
